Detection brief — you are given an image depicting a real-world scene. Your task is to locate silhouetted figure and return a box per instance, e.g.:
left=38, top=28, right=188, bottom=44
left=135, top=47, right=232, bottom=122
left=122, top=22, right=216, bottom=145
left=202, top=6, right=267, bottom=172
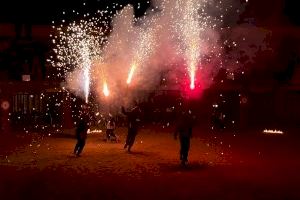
left=122, top=104, right=141, bottom=152
left=174, top=106, right=194, bottom=166
left=74, top=105, right=89, bottom=156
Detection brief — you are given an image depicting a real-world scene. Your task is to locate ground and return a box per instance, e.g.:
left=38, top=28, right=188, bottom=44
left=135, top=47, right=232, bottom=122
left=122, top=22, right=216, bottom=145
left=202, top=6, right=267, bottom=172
left=1, top=126, right=300, bottom=200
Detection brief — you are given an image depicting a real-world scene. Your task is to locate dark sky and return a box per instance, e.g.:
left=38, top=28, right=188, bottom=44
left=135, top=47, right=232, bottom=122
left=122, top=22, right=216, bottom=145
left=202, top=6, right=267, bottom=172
left=0, top=0, right=151, bottom=23
left=284, top=0, right=300, bottom=25
left=0, top=0, right=299, bottom=25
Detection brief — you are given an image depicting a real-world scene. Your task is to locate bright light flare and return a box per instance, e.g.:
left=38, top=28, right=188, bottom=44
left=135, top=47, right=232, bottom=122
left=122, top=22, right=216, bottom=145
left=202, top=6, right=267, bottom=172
left=190, top=67, right=196, bottom=90
left=83, top=64, right=91, bottom=103
left=127, top=64, right=136, bottom=84
left=103, top=81, right=110, bottom=97
left=187, top=41, right=199, bottom=90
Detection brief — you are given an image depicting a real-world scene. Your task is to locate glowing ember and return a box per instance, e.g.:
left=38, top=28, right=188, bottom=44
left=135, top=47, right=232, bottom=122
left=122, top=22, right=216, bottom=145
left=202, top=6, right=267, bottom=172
left=263, top=129, right=284, bottom=135
left=103, top=81, right=110, bottom=97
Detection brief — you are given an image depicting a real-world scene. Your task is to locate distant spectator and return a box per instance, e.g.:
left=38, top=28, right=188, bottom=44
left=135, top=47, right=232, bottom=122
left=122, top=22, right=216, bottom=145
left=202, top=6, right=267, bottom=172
left=106, top=116, right=117, bottom=142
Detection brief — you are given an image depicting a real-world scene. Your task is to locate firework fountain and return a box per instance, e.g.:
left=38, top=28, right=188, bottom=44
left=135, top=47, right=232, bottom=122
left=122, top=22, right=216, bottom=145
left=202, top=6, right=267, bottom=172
left=50, top=17, right=106, bottom=103
left=170, top=0, right=225, bottom=90
left=49, top=0, right=256, bottom=109
left=174, top=0, right=202, bottom=90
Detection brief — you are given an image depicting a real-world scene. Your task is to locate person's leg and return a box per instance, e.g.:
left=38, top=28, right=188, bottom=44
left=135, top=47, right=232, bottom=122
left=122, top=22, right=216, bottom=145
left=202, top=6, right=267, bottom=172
left=127, top=133, right=133, bottom=151
left=183, top=137, right=190, bottom=162
left=181, top=136, right=189, bottom=164
left=76, top=139, right=86, bottom=156
left=124, top=129, right=131, bottom=148
left=74, top=139, right=80, bottom=154
left=106, top=130, right=110, bottom=141
left=179, top=136, right=184, bottom=161
left=128, top=131, right=137, bottom=152
left=81, top=140, right=86, bottom=152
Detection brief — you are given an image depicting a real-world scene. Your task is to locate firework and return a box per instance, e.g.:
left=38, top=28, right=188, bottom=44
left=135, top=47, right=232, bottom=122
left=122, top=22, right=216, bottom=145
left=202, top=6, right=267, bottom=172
left=49, top=0, right=248, bottom=106
left=50, top=16, right=107, bottom=102
left=171, top=0, right=223, bottom=90
left=182, top=0, right=201, bottom=90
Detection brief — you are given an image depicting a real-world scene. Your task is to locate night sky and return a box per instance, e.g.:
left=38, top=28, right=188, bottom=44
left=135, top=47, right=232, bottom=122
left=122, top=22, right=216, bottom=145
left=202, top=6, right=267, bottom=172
left=0, top=0, right=299, bottom=25
left=0, top=0, right=151, bottom=23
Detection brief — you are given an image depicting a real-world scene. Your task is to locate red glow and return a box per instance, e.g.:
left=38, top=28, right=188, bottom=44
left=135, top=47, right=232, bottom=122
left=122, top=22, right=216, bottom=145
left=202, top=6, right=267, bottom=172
left=181, top=73, right=204, bottom=100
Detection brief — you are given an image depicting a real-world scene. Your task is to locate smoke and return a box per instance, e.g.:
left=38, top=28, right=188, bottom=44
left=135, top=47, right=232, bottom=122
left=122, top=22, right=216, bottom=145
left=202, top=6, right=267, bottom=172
left=53, top=0, right=269, bottom=111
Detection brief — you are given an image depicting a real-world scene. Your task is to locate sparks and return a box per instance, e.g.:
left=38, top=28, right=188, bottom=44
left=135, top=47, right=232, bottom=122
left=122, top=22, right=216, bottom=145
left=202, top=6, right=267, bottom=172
left=171, top=0, right=223, bottom=90
left=178, top=0, right=201, bottom=90
left=50, top=17, right=106, bottom=102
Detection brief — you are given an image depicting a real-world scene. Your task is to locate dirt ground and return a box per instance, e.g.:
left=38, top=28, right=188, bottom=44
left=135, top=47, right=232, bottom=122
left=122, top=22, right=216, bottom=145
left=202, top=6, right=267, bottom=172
left=1, top=126, right=300, bottom=200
